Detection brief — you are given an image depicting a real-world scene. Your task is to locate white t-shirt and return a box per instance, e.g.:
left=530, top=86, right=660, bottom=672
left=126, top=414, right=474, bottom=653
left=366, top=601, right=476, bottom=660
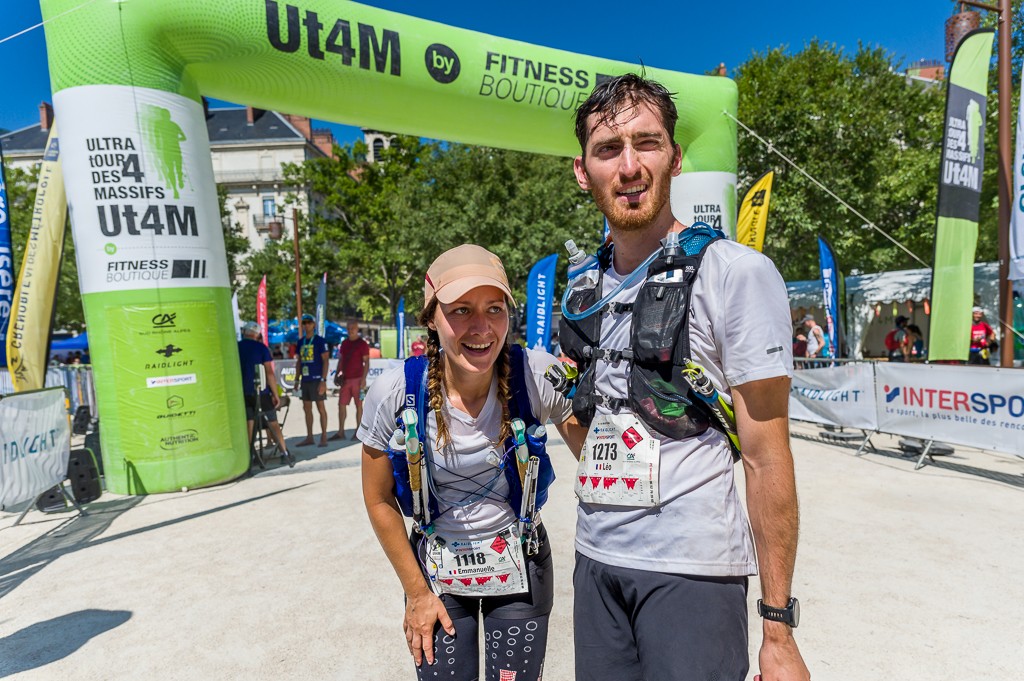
left=358, top=348, right=572, bottom=542
left=575, top=237, right=793, bottom=576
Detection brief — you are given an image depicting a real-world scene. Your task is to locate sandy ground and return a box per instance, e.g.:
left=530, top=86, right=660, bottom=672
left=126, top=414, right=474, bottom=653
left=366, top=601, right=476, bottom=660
left=1, top=403, right=1022, bottom=681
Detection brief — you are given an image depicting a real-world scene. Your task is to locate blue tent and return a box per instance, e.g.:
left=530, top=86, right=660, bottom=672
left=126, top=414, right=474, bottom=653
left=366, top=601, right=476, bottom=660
left=50, top=332, right=89, bottom=351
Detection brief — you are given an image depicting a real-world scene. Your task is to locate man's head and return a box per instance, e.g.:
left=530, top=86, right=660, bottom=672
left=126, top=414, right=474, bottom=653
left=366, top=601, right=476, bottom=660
left=801, top=314, right=816, bottom=328
left=573, top=74, right=681, bottom=232
left=347, top=320, right=359, bottom=338
left=972, top=306, right=984, bottom=321
left=242, top=321, right=260, bottom=339
left=301, top=313, right=315, bottom=333
left=895, top=315, right=909, bottom=328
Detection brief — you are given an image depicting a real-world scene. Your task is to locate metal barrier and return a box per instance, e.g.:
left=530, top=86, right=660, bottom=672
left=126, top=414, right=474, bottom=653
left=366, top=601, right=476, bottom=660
left=0, top=366, right=97, bottom=418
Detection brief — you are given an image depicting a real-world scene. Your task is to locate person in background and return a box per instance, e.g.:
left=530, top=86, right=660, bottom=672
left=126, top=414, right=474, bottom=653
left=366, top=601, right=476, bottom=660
left=332, top=320, right=371, bottom=441
left=906, top=324, right=926, bottom=360
left=296, top=313, right=331, bottom=447
left=238, top=322, right=294, bottom=467
left=802, top=315, right=825, bottom=358
left=410, top=334, right=426, bottom=357
left=884, top=315, right=910, bottom=362
left=792, top=332, right=808, bottom=362
left=369, top=343, right=383, bottom=359
left=968, top=306, right=996, bottom=365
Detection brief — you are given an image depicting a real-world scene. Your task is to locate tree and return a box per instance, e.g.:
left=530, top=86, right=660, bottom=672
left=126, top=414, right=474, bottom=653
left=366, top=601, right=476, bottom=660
left=3, top=162, right=85, bottom=331
left=276, top=137, right=604, bottom=324
left=734, top=41, right=946, bottom=280
left=217, top=183, right=249, bottom=285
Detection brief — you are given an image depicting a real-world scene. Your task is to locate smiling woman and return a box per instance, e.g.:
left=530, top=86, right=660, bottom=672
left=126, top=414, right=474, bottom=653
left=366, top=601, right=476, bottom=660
left=358, top=244, right=580, bottom=681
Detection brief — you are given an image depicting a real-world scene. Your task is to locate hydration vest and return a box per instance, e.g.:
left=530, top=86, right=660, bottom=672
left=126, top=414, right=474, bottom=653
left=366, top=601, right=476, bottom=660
left=558, top=225, right=726, bottom=442
left=385, top=343, right=555, bottom=525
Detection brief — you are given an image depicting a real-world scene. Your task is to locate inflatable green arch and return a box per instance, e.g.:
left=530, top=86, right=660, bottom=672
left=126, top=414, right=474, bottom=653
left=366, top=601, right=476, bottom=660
left=40, top=0, right=737, bottom=494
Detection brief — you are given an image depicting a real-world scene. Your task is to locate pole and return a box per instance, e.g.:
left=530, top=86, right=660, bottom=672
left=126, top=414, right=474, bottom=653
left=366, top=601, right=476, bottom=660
left=997, top=0, right=1014, bottom=367
left=292, top=208, right=303, bottom=342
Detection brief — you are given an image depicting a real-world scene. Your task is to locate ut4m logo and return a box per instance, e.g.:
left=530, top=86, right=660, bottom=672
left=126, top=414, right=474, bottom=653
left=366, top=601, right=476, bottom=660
left=156, top=345, right=183, bottom=358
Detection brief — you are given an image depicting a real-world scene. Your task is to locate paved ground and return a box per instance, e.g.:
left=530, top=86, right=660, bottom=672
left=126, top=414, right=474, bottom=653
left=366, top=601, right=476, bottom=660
left=1, top=407, right=1022, bottom=680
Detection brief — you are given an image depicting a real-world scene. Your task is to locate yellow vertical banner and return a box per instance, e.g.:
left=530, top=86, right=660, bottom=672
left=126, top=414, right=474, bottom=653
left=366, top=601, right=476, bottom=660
left=6, top=123, right=67, bottom=392
left=736, top=171, right=773, bottom=252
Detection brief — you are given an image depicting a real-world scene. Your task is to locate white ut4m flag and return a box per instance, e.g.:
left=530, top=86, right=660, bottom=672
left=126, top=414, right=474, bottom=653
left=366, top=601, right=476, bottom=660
left=1011, top=77, right=1024, bottom=281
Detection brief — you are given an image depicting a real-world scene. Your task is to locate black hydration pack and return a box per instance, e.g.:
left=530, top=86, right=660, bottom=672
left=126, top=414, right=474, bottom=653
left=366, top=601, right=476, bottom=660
left=558, top=226, right=723, bottom=442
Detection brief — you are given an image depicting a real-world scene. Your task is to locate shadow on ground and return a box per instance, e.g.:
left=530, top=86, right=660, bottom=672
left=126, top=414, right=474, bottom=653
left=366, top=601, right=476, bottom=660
left=0, top=608, right=132, bottom=678
left=793, top=432, right=1024, bottom=489
left=0, top=484, right=313, bottom=600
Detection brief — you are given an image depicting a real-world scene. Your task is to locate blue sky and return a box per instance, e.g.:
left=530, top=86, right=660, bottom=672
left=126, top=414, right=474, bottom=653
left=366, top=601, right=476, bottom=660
left=2, top=0, right=954, bottom=145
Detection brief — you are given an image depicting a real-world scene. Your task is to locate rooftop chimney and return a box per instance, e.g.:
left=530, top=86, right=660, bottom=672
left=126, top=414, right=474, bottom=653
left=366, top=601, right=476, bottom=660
left=39, top=102, right=54, bottom=131
left=246, top=106, right=264, bottom=126
left=283, top=113, right=312, bottom=140
left=312, top=129, right=336, bottom=159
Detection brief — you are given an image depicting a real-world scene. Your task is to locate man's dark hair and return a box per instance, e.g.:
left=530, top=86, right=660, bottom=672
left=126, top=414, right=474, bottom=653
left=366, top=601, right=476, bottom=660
left=574, top=73, right=678, bottom=153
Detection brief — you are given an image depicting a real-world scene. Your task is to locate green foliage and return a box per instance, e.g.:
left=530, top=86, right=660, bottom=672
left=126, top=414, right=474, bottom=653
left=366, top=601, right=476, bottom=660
left=3, top=162, right=85, bottom=331
left=735, top=41, right=946, bottom=280
left=255, top=137, right=604, bottom=323
left=217, top=183, right=249, bottom=285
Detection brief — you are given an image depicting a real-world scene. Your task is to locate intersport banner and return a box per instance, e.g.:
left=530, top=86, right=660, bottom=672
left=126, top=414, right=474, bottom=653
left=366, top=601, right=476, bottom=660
left=526, top=254, right=558, bottom=351
left=736, top=171, right=773, bottom=252
left=0, top=387, right=71, bottom=508
left=789, top=363, right=877, bottom=430
left=930, top=29, right=994, bottom=361
left=7, top=126, right=66, bottom=392
left=818, top=236, right=844, bottom=358
left=0, top=150, right=12, bottom=368
left=40, top=0, right=736, bottom=492
left=875, top=362, right=1024, bottom=455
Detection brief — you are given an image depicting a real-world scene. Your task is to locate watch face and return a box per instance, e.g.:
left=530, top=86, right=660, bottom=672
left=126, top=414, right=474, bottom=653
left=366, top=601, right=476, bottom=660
left=790, top=598, right=800, bottom=628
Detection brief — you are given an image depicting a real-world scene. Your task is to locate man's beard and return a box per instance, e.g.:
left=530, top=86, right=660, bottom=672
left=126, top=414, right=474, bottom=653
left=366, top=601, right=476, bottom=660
left=591, top=170, right=672, bottom=232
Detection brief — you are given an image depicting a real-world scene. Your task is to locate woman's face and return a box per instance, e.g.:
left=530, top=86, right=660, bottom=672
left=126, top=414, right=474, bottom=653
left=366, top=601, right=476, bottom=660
left=430, top=285, right=509, bottom=379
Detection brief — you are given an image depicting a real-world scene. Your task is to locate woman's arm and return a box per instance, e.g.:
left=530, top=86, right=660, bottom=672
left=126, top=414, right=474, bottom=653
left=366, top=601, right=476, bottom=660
left=555, top=415, right=587, bottom=460
left=362, top=443, right=454, bottom=665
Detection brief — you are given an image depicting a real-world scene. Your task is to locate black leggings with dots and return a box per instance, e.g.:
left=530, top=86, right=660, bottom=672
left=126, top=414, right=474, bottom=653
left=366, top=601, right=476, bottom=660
left=413, top=528, right=553, bottom=681
left=415, top=613, right=550, bottom=681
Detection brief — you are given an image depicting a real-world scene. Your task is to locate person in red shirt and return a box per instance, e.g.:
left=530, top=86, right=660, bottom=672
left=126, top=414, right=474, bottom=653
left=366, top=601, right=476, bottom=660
left=968, top=306, right=996, bottom=365
left=331, top=320, right=371, bottom=440
left=410, top=334, right=426, bottom=357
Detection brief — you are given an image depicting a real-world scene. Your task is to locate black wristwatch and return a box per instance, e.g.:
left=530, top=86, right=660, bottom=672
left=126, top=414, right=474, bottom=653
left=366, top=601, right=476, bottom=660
left=757, top=597, right=800, bottom=628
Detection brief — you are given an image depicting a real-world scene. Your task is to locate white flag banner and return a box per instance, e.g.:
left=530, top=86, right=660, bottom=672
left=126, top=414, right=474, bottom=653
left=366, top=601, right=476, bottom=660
left=789, top=363, right=877, bottom=430
left=0, top=388, right=71, bottom=508
left=1011, top=75, right=1024, bottom=281
left=875, top=362, right=1024, bottom=455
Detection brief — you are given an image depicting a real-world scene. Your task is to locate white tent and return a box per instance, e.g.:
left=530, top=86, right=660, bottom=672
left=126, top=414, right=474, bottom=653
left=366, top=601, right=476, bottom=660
left=786, top=263, right=999, bottom=358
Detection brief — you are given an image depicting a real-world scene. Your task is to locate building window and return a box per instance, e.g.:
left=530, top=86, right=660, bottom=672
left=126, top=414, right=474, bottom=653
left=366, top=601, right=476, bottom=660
left=262, top=196, right=276, bottom=216
left=372, top=138, right=385, bottom=162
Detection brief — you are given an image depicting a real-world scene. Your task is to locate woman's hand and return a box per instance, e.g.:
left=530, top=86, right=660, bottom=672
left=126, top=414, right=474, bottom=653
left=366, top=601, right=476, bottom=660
left=404, top=589, right=455, bottom=666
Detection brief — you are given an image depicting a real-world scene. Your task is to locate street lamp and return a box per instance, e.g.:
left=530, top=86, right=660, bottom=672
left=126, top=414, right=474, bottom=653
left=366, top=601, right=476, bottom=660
left=946, top=1, right=1014, bottom=367
left=267, top=207, right=305, bottom=341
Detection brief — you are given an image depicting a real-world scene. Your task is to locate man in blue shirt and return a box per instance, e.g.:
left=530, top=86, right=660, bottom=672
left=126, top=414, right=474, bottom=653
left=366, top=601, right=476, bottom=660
left=238, top=322, right=293, bottom=467
left=296, top=313, right=330, bottom=447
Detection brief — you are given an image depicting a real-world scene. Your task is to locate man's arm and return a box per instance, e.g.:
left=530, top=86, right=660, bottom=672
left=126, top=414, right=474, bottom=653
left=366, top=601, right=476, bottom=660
left=733, top=375, right=809, bottom=681
left=361, top=348, right=371, bottom=387
left=263, top=359, right=281, bottom=407
left=319, top=348, right=330, bottom=395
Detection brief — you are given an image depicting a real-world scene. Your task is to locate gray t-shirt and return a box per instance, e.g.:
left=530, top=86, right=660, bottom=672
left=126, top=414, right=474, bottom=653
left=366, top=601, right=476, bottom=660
left=358, top=348, right=572, bottom=542
left=575, top=237, right=793, bottom=576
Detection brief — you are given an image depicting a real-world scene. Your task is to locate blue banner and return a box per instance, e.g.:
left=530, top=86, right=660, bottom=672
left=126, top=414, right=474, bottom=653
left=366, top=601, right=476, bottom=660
left=396, top=296, right=406, bottom=359
left=0, top=151, right=13, bottom=367
left=526, top=254, right=558, bottom=352
left=817, top=236, right=843, bottom=358
left=315, top=273, right=327, bottom=338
